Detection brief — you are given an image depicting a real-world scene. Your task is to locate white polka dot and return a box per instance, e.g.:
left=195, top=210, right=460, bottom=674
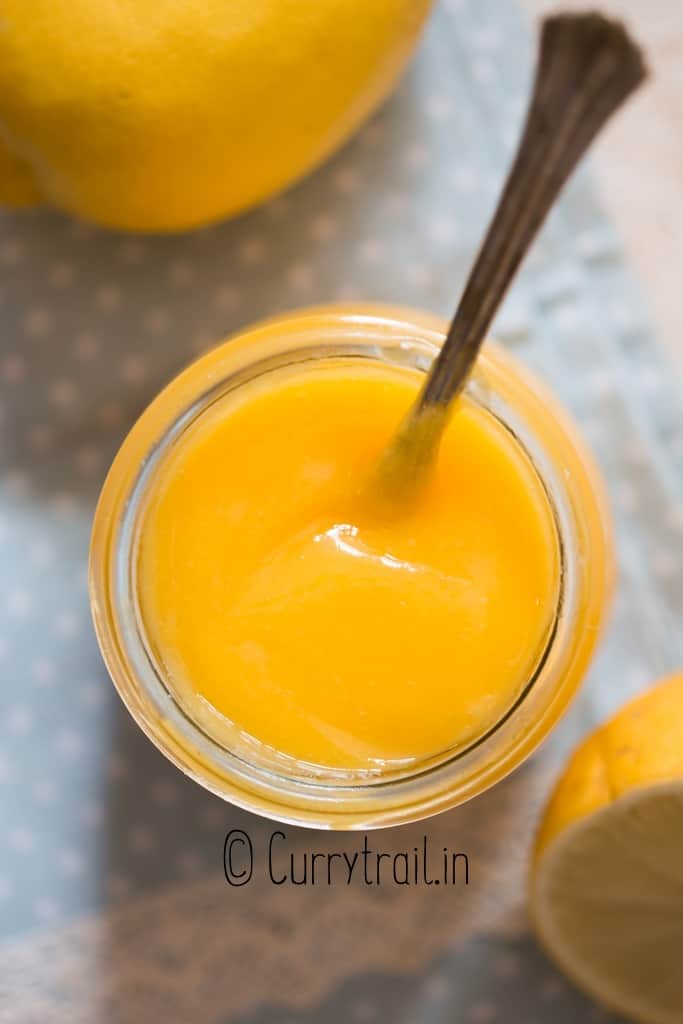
left=0, top=238, right=25, bottom=265
left=403, top=142, right=429, bottom=169
left=176, top=850, right=203, bottom=876
left=200, top=804, right=225, bottom=829
left=34, top=897, right=60, bottom=923
left=192, top=332, right=213, bottom=354
left=7, top=705, right=32, bottom=735
left=351, top=1000, right=376, bottom=1022
left=108, top=752, right=128, bottom=781
left=80, top=802, right=104, bottom=828
left=7, top=589, right=31, bottom=617
left=214, top=285, right=241, bottom=311
left=470, top=26, right=502, bottom=50
left=79, top=681, right=106, bottom=710
left=32, top=658, right=57, bottom=686
left=428, top=218, right=458, bottom=244
left=616, top=483, right=637, bottom=511
left=382, top=191, right=410, bottom=216
left=540, top=977, right=566, bottom=1000
left=425, top=976, right=450, bottom=1000
left=34, top=779, right=58, bottom=805
left=4, top=469, right=30, bottom=498
left=404, top=264, right=433, bottom=288
left=59, top=849, right=85, bottom=877
left=1, top=354, right=25, bottom=383
left=639, top=367, right=661, bottom=394
left=473, top=57, right=497, bottom=83
left=554, top=304, right=581, bottom=331
left=96, top=284, right=122, bottom=311
left=239, top=237, right=267, bottom=266
left=54, top=729, right=84, bottom=758
left=468, top=1001, right=496, bottom=1022
left=29, top=539, right=55, bottom=568
left=587, top=371, right=614, bottom=399
left=607, top=299, right=637, bottom=331
left=493, top=951, right=519, bottom=979
left=55, top=609, right=82, bottom=639
left=50, top=491, right=77, bottom=519
left=287, top=263, right=314, bottom=291
left=9, top=826, right=35, bottom=853
left=74, top=331, right=100, bottom=360
left=168, top=259, right=195, bottom=286
left=495, top=297, right=531, bottom=339
left=334, top=283, right=361, bottom=303
left=451, top=168, right=477, bottom=193
left=119, top=240, right=147, bottom=265
left=69, top=220, right=94, bottom=240
left=626, top=667, right=651, bottom=692
left=49, top=262, right=75, bottom=288
left=654, top=549, right=677, bottom=578
left=625, top=440, right=647, bottom=465
left=98, top=400, right=125, bottom=430
left=50, top=377, right=77, bottom=409
left=309, top=214, right=339, bottom=242
left=143, top=307, right=170, bottom=336
left=666, top=506, right=683, bottom=532
left=28, top=424, right=53, bottom=453
left=121, top=354, right=147, bottom=385
left=23, top=308, right=51, bottom=337
left=107, top=873, right=132, bottom=901
left=129, top=826, right=155, bottom=853
left=358, top=239, right=386, bottom=265
left=362, top=121, right=385, bottom=147
left=334, top=167, right=362, bottom=194
left=151, top=780, right=177, bottom=806
left=264, top=195, right=290, bottom=218
left=426, top=95, right=454, bottom=122
left=502, top=124, right=521, bottom=150
left=75, top=443, right=102, bottom=476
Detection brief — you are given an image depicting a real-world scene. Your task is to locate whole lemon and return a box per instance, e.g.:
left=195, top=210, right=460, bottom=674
left=0, top=0, right=433, bottom=232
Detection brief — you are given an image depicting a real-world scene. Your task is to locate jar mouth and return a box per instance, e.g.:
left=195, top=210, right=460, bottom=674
left=90, top=308, right=606, bottom=828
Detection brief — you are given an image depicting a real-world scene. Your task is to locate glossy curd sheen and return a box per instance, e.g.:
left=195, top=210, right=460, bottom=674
left=138, top=360, right=560, bottom=770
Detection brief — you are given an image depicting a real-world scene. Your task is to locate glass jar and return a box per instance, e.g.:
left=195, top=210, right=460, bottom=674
left=89, top=306, right=613, bottom=829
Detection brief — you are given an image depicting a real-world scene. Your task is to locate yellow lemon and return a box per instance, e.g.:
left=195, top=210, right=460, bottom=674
left=530, top=672, right=683, bottom=1024
left=0, top=0, right=432, bottom=232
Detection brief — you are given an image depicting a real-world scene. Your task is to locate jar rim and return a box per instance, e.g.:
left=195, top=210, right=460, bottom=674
left=89, top=306, right=612, bottom=829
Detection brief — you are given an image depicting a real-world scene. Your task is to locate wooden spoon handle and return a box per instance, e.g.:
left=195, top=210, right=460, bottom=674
left=418, top=13, right=646, bottom=411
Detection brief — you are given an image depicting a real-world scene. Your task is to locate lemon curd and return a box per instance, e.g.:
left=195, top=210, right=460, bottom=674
left=137, top=359, right=560, bottom=770
left=91, top=307, right=612, bottom=825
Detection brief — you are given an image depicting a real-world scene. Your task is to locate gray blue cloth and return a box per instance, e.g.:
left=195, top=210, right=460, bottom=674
left=1, top=0, right=682, bottom=1020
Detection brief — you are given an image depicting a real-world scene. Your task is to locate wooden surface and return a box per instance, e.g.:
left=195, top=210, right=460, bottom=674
left=523, top=0, right=683, bottom=375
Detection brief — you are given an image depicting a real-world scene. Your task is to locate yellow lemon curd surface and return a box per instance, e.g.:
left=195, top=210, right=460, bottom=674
left=138, top=360, right=560, bottom=770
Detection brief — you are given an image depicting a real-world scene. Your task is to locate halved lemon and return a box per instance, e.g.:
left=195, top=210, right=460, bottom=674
left=530, top=673, right=683, bottom=1024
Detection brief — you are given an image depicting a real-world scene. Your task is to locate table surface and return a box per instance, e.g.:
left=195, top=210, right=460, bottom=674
left=524, top=0, right=683, bottom=373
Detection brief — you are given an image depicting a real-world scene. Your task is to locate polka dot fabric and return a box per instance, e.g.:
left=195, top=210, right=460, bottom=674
left=0, top=1, right=680, bottom=1021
